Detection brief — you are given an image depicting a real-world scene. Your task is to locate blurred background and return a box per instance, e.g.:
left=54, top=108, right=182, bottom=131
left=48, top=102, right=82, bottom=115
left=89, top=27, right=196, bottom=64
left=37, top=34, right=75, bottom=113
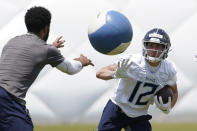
left=1, top=0, right=197, bottom=130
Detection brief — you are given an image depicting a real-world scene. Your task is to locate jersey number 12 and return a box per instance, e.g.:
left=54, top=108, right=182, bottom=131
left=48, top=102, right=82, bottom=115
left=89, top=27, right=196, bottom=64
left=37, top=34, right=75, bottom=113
left=128, top=81, right=158, bottom=105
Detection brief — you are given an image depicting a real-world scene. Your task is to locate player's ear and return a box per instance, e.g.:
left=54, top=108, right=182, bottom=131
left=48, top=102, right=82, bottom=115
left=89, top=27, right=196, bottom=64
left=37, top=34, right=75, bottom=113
left=39, top=25, right=50, bottom=41
left=43, top=25, right=50, bottom=35
left=39, top=28, right=45, bottom=39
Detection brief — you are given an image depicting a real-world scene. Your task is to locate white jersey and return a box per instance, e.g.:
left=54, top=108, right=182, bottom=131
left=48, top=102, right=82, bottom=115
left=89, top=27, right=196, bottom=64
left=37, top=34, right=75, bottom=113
left=110, top=53, right=177, bottom=118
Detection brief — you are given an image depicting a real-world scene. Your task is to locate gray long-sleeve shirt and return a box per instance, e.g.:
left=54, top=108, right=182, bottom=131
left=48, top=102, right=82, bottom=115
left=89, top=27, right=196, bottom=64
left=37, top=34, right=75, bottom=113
left=0, top=33, right=64, bottom=105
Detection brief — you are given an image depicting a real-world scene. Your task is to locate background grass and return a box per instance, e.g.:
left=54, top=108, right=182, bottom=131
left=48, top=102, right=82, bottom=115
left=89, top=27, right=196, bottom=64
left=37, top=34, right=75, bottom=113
left=34, top=123, right=197, bottom=131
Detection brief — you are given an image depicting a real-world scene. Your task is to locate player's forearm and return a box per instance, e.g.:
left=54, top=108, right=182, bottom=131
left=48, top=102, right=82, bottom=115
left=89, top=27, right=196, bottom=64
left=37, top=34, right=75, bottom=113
left=56, top=59, right=82, bottom=75
left=171, top=91, right=178, bottom=108
left=96, top=71, right=114, bottom=80
left=171, top=84, right=178, bottom=108
left=96, top=64, right=117, bottom=80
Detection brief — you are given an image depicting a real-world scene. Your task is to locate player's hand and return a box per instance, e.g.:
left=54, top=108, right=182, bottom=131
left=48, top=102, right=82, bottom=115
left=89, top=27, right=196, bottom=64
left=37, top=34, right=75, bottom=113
left=154, top=96, right=171, bottom=114
left=52, top=36, right=65, bottom=48
left=113, top=59, right=133, bottom=78
left=74, top=54, right=94, bottom=67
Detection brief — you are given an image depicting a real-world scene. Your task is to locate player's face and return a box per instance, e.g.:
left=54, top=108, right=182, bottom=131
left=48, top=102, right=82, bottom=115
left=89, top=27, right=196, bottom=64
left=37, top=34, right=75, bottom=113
left=146, top=42, right=165, bottom=58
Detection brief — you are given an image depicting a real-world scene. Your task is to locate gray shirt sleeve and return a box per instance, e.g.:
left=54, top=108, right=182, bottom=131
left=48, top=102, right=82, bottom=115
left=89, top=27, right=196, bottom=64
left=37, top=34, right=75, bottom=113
left=46, top=45, right=64, bottom=67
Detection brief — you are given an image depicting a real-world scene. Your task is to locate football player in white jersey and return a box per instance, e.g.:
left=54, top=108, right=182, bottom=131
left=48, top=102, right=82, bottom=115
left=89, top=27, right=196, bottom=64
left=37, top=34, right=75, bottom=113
left=96, top=28, right=178, bottom=131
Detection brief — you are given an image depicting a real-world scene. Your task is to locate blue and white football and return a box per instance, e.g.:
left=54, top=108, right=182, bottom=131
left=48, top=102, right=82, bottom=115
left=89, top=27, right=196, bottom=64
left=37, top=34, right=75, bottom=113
left=88, top=10, right=133, bottom=55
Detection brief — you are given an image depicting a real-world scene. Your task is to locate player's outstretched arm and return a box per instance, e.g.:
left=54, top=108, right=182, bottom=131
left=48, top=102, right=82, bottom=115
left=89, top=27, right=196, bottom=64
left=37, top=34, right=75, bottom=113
left=74, top=54, right=94, bottom=67
left=96, top=64, right=117, bottom=80
left=96, top=58, right=133, bottom=80
left=56, top=54, right=94, bottom=75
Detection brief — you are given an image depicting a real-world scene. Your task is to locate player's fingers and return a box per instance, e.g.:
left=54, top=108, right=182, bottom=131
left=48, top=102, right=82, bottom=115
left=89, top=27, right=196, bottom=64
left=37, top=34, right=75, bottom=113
left=57, top=40, right=65, bottom=46
left=154, top=96, right=159, bottom=105
left=126, top=61, right=133, bottom=69
left=163, top=97, right=171, bottom=107
left=60, top=40, right=66, bottom=44
left=89, top=62, right=94, bottom=66
left=88, top=59, right=94, bottom=66
left=80, top=54, right=87, bottom=59
left=55, top=36, right=63, bottom=42
left=159, top=96, right=164, bottom=105
left=118, top=61, right=121, bottom=68
left=121, top=59, right=126, bottom=67
left=154, top=96, right=162, bottom=107
left=168, top=97, right=171, bottom=103
left=154, top=96, right=157, bottom=101
left=124, top=59, right=129, bottom=67
left=57, top=45, right=64, bottom=48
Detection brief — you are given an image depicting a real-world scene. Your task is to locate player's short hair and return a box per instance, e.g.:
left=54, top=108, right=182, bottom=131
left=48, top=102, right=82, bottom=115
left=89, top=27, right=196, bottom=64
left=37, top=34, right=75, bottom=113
left=25, top=6, right=51, bottom=33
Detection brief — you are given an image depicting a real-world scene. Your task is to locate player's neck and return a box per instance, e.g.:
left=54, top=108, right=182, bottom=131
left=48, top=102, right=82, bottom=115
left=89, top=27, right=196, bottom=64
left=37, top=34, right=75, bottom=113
left=28, top=32, right=42, bottom=39
left=146, top=60, right=161, bottom=67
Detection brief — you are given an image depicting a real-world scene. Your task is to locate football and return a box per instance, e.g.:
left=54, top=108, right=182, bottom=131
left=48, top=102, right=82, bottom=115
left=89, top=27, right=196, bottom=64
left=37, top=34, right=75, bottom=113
left=88, top=10, right=133, bottom=55
left=155, top=85, right=173, bottom=104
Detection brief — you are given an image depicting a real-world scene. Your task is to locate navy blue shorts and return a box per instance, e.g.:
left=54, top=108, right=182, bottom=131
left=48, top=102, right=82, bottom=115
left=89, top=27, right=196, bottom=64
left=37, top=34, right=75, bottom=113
left=0, top=87, right=33, bottom=131
left=98, top=100, right=152, bottom=131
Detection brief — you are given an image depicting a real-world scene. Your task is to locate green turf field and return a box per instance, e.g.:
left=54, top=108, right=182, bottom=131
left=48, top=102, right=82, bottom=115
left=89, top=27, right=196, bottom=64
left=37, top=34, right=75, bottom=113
left=34, top=123, right=197, bottom=131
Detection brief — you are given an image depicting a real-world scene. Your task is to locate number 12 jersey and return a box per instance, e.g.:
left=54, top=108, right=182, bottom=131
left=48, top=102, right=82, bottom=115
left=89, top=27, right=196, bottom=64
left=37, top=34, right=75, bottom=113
left=111, top=54, right=177, bottom=117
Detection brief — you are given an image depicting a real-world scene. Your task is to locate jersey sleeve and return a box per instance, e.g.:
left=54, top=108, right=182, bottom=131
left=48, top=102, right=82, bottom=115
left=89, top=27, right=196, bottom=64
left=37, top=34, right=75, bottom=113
left=46, top=45, right=65, bottom=67
left=166, top=61, right=177, bottom=86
